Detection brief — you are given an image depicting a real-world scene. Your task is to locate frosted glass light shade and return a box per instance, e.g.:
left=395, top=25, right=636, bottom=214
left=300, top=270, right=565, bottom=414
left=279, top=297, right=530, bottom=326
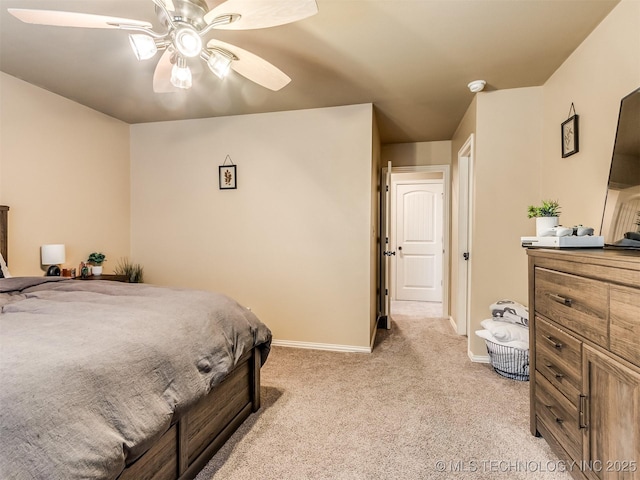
left=41, top=244, right=66, bottom=265
left=207, top=50, right=232, bottom=79
left=171, top=60, right=192, bottom=89
left=129, top=34, right=158, bottom=60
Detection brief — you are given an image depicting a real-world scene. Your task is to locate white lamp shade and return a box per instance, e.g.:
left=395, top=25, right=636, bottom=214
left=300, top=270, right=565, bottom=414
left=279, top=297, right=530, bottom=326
left=41, top=244, right=66, bottom=265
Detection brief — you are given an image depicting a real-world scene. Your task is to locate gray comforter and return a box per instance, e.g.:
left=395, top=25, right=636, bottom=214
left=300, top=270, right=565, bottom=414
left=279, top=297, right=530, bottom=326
left=0, top=277, right=271, bottom=480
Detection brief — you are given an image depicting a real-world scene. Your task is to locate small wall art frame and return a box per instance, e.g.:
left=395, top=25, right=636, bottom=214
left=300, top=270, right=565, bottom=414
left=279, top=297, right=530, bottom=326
left=219, top=155, right=237, bottom=190
left=561, top=103, right=579, bottom=158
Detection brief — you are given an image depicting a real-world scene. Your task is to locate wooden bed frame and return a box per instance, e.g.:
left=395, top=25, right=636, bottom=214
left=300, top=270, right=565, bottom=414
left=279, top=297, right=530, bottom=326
left=0, top=205, right=8, bottom=264
left=118, top=349, right=261, bottom=480
left=0, top=205, right=263, bottom=480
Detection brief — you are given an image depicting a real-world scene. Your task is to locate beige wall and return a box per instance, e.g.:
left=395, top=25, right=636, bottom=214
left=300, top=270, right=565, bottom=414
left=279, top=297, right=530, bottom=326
left=449, top=0, right=639, bottom=358
left=450, top=89, right=543, bottom=357
left=540, top=0, right=640, bottom=231
left=370, top=111, right=382, bottom=342
left=381, top=141, right=452, bottom=167
left=130, top=104, right=376, bottom=350
left=0, top=73, right=130, bottom=276
left=469, top=87, right=543, bottom=356
left=450, top=97, right=477, bottom=327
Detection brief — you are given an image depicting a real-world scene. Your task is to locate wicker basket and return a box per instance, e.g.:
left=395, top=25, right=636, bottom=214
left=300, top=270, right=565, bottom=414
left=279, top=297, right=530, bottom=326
left=485, top=339, right=530, bottom=381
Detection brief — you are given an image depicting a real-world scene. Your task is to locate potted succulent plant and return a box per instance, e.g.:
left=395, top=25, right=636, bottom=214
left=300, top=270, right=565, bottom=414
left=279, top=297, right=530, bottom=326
left=87, top=252, right=106, bottom=275
left=527, top=200, right=561, bottom=236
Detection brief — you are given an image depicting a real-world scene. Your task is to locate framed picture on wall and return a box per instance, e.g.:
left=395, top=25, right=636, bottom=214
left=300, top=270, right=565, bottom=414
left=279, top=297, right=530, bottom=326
left=219, top=165, right=237, bottom=190
left=561, top=114, right=579, bottom=158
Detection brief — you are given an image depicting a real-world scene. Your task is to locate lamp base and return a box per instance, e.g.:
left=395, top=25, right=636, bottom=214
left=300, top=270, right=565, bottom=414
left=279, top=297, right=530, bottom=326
left=46, top=265, right=61, bottom=276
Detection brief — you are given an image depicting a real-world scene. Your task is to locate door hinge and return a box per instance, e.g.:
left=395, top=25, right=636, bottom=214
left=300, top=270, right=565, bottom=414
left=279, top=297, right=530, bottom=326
left=386, top=185, right=389, bottom=192
left=463, top=252, right=470, bottom=260
left=385, top=289, right=389, bottom=296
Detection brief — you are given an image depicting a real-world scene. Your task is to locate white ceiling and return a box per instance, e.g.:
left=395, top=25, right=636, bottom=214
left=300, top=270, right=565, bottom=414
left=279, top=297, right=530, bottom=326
left=0, top=0, right=620, bottom=144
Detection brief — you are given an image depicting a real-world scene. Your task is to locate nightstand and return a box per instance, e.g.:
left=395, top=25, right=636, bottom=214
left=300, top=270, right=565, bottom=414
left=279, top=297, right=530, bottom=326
left=73, top=274, right=129, bottom=282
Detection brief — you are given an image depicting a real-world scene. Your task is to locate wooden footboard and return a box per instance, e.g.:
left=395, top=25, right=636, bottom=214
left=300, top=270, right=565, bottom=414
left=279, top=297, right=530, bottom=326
left=118, top=347, right=262, bottom=480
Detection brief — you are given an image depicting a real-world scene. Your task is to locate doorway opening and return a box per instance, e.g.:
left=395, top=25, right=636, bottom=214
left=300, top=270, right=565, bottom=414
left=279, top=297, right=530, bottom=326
left=379, top=165, right=450, bottom=327
left=455, top=134, right=474, bottom=345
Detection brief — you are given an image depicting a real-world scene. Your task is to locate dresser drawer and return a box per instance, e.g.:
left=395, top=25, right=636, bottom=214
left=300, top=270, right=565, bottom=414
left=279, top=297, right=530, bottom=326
left=610, top=285, right=640, bottom=368
left=536, top=317, right=582, bottom=407
left=535, top=267, right=608, bottom=348
left=535, top=371, right=582, bottom=463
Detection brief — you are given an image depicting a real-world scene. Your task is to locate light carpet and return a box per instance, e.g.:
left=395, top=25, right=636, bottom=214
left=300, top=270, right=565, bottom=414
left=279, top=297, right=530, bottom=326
left=195, top=314, right=572, bottom=479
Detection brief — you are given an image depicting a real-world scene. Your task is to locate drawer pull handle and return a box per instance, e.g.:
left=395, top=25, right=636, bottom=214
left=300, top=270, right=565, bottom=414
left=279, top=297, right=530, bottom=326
left=545, top=364, right=564, bottom=379
left=549, top=293, right=572, bottom=307
left=546, top=405, right=564, bottom=424
left=543, top=335, right=564, bottom=349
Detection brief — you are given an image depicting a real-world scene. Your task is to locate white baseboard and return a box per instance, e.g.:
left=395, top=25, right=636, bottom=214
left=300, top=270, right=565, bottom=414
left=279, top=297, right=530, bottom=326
left=468, top=350, right=490, bottom=363
left=370, top=325, right=378, bottom=351
left=271, top=339, right=372, bottom=354
left=448, top=315, right=457, bottom=332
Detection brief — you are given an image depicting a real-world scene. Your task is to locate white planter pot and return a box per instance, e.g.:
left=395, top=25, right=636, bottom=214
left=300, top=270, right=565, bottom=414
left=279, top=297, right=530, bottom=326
left=91, top=265, right=103, bottom=275
left=536, top=216, right=559, bottom=236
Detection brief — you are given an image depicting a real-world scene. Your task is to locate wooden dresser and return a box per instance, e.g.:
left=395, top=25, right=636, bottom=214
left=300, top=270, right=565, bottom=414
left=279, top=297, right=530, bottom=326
left=527, top=248, right=640, bottom=480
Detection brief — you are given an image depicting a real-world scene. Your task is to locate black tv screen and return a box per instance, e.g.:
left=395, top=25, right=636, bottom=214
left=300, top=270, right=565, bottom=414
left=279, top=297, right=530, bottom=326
left=600, top=88, right=640, bottom=248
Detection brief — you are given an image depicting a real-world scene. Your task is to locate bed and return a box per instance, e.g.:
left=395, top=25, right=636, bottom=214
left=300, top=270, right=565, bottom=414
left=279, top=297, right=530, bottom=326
left=0, top=205, right=272, bottom=480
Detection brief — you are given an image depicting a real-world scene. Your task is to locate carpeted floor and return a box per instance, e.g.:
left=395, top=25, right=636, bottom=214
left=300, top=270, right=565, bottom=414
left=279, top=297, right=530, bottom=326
left=195, top=312, right=572, bottom=479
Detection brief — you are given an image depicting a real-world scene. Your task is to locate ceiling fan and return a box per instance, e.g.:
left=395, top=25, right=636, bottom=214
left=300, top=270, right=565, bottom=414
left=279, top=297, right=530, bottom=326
left=8, top=0, right=318, bottom=92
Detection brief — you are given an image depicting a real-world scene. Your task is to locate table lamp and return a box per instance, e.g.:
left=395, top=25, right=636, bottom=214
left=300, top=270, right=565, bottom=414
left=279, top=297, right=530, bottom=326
left=41, top=244, right=65, bottom=276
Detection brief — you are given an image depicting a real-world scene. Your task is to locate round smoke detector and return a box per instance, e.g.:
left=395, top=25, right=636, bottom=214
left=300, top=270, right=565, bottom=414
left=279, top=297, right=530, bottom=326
left=468, top=80, right=486, bottom=93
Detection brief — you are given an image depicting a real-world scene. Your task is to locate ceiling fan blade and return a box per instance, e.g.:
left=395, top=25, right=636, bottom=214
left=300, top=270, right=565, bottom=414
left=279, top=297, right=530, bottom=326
left=160, top=0, right=176, bottom=12
left=153, top=49, right=178, bottom=93
left=203, top=0, right=317, bottom=30
left=7, top=8, right=152, bottom=29
left=207, top=39, right=290, bottom=91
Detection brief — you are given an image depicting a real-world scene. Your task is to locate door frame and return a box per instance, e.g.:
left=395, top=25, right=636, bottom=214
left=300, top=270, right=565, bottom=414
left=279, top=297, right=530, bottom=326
left=380, top=165, right=450, bottom=320
left=456, top=134, right=474, bottom=340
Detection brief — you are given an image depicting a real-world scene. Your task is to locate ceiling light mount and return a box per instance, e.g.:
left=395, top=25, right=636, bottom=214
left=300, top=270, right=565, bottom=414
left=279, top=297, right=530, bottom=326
left=173, top=24, right=202, bottom=57
left=468, top=80, right=486, bottom=93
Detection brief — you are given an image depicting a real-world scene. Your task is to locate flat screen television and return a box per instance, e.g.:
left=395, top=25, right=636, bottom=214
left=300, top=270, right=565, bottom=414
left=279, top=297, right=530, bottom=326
left=600, top=87, right=640, bottom=248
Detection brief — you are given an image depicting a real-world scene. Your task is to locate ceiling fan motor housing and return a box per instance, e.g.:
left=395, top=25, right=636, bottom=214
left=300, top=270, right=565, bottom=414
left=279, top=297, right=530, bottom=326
left=157, top=0, right=209, bottom=29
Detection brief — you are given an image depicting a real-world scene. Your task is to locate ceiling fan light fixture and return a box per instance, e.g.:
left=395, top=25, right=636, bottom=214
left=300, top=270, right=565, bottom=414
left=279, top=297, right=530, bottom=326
left=170, top=56, right=192, bottom=89
left=174, top=26, right=202, bottom=58
left=129, top=34, right=158, bottom=60
left=207, top=50, right=233, bottom=79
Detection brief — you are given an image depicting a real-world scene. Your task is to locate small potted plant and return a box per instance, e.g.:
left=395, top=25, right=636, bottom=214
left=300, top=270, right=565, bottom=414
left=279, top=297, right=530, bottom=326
left=527, top=200, right=561, bottom=236
left=114, top=257, right=144, bottom=283
left=87, top=252, right=106, bottom=275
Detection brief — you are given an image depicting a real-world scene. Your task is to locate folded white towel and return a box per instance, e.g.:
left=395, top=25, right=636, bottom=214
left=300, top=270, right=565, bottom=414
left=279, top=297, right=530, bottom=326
left=489, top=299, right=528, bottom=327
left=475, top=329, right=529, bottom=351
left=480, top=318, right=529, bottom=343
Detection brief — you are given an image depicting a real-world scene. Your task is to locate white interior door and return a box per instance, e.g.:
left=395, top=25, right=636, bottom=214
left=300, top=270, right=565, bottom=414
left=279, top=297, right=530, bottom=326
left=395, top=182, right=443, bottom=302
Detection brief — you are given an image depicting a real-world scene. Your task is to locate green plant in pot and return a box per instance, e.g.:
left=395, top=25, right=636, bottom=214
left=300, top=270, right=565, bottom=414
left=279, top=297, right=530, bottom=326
left=527, top=200, right=561, bottom=236
left=114, top=257, right=144, bottom=283
left=87, top=252, right=106, bottom=276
